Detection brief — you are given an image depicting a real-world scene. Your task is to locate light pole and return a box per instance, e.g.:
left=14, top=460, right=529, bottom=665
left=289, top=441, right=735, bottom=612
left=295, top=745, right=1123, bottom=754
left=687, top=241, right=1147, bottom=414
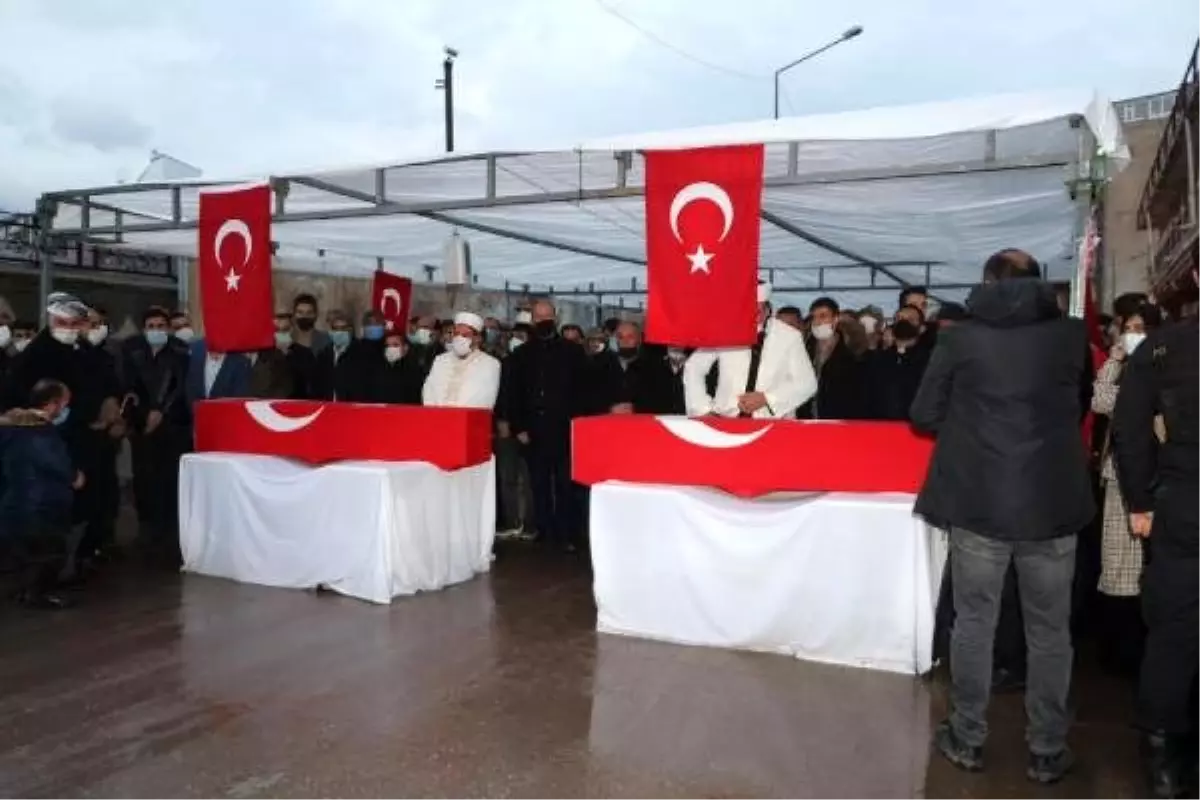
left=773, top=26, right=863, bottom=119
left=434, top=46, right=458, bottom=152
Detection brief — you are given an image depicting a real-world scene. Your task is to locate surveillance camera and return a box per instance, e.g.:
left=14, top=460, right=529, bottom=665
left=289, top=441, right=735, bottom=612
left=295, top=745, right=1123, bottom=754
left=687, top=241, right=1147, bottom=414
left=444, top=46, right=459, bottom=58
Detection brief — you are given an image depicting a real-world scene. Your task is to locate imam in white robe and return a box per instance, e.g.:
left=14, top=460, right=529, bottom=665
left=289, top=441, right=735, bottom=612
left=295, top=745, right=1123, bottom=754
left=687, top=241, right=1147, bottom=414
left=682, top=317, right=818, bottom=419
left=422, top=349, right=502, bottom=410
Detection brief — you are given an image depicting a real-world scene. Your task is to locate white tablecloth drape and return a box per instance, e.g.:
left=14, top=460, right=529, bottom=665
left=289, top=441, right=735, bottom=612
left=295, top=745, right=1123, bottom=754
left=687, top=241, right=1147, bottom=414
left=590, top=482, right=947, bottom=674
left=179, top=453, right=495, bottom=604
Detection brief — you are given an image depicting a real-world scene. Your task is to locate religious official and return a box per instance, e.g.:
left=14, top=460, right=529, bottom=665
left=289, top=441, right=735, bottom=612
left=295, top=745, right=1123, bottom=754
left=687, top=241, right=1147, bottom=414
left=682, top=282, right=817, bottom=419
left=422, top=312, right=501, bottom=410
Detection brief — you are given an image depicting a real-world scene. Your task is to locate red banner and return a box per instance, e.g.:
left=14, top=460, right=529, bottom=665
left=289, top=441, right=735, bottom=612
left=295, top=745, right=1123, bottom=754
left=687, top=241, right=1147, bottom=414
left=573, top=415, right=934, bottom=497
left=372, top=270, right=413, bottom=335
left=194, top=400, right=492, bottom=469
left=198, top=184, right=275, bottom=352
left=644, top=144, right=764, bottom=348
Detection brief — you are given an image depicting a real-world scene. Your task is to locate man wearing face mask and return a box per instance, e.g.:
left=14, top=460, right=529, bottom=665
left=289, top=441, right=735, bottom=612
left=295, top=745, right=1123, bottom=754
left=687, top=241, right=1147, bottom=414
left=169, top=311, right=195, bottom=346
left=371, top=331, right=424, bottom=405
left=271, top=312, right=318, bottom=399
left=407, top=314, right=440, bottom=377
left=864, top=309, right=931, bottom=420
left=422, top=312, right=501, bottom=409
left=796, top=297, right=864, bottom=420
left=503, top=300, right=591, bottom=552
left=482, top=317, right=505, bottom=359
left=602, top=321, right=683, bottom=415
left=684, top=282, right=817, bottom=420
left=121, top=307, right=191, bottom=564
left=313, top=310, right=374, bottom=402
left=290, top=294, right=332, bottom=357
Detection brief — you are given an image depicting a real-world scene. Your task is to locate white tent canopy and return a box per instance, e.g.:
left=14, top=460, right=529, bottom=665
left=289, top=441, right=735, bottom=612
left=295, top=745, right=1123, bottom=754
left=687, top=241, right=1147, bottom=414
left=43, top=88, right=1126, bottom=314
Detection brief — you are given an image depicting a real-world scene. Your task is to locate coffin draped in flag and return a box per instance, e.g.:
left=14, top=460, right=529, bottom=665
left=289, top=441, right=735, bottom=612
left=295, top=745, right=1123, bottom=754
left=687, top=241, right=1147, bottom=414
left=198, top=183, right=275, bottom=352
left=644, top=144, right=764, bottom=348
left=372, top=270, right=414, bottom=334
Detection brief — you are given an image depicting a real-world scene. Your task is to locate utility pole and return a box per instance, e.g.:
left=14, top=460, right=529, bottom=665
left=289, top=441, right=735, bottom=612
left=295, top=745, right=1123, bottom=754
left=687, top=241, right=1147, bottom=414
left=773, top=26, right=863, bottom=119
left=435, top=47, right=458, bottom=152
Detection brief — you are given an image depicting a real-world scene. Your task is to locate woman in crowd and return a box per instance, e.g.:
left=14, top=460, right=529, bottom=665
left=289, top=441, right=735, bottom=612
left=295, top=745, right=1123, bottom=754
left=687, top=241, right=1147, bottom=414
left=1091, top=302, right=1162, bottom=676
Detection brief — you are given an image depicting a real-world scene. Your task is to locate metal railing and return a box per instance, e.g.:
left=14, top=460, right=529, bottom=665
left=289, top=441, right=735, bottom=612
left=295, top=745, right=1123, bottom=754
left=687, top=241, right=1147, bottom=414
left=1137, top=41, right=1199, bottom=231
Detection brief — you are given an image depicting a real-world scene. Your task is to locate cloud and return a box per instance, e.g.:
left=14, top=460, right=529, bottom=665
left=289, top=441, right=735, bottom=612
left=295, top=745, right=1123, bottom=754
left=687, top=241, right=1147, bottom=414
left=0, top=0, right=1196, bottom=211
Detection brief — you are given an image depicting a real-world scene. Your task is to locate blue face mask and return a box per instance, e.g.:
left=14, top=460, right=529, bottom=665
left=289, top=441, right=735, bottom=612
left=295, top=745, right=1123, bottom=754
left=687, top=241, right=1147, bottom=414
left=52, top=406, right=71, bottom=426
left=330, top=330, right=352, bottom=349
left=145, top=329, right=169, bottom=348
left=485, top=328, right=500, bottom=345
left=508, top=337, right=524, bottom=353
left=607, top=336, right=618, bottom=352
left=363, top=324, right=385, bottom=341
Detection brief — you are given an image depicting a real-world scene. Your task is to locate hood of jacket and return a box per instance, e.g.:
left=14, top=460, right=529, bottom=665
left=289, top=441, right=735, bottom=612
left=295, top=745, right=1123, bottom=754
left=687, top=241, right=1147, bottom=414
left=966, top=278, right=1061, bottom=329
left=0, top=408, right=52, bottom=428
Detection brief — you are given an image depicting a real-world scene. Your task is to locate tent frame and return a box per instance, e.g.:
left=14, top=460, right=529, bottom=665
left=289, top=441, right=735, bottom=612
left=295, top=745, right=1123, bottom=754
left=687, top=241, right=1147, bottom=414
left=32, top=116, right=1100, bottom=313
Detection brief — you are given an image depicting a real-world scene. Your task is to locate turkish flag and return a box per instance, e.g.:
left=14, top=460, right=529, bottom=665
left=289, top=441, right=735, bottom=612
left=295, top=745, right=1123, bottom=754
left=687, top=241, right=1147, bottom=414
left=198, top=183, right=275, bottom=352
left=644, top=144, right=764, bottom=348
left=372, top=270, right=413, bottom=334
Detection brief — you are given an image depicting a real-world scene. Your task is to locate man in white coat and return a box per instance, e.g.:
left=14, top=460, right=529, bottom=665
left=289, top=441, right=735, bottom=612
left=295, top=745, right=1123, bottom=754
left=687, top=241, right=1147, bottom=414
left=422, top=312, right=501, bottom=409
left=683, top=282, right=818, bottom=419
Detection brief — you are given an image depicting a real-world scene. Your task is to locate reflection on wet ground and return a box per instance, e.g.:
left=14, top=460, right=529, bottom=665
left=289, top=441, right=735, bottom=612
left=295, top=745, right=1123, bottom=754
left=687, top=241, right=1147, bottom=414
left=0, top=544, right=1143, bottom=798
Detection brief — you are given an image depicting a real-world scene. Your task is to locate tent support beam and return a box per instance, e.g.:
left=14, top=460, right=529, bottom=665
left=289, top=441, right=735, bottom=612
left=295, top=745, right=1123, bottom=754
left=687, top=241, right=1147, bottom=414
left=46, top=155, right=1071, bottom=238
left=544, top=281, right=981, bottom=299
left=419, top=210, right=645, bottom=266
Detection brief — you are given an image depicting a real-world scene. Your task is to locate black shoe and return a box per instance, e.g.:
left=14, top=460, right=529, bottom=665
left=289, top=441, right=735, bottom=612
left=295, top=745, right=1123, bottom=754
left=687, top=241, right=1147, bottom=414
left=933, top=721, right=984, bottom=772
left=1027, top=749, right=1074, bottom=784
left=1142, top=731, right=1183, bottom=799
left=18, top=592, right=75, bottom=610
left=991, top=667, right=1027, bottom=694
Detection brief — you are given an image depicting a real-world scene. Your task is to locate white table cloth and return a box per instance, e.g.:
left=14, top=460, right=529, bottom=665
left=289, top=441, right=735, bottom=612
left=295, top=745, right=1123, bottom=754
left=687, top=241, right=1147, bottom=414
left=590, top=482, right=947, bottom=674
left=179, top=453, right=495, bottom=604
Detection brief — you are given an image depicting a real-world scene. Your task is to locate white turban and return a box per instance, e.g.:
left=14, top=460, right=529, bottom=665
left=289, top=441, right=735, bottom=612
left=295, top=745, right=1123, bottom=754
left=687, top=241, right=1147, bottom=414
left=514, top=310, right=533, bottom=325
left=46, top=291, right=90, bottom=321
left=757, top=281, right=773, bottom=304
left=454, top=311, right=484, bottom=332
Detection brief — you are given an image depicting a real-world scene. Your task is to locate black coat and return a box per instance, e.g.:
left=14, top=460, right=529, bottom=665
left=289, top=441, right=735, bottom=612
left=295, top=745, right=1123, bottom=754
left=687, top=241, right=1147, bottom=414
left=799, top=336, right=866, bottom=420
left=314, top=340, right=378, bottom=403
left=370, top=353, right=426, bottom=405
left=120, top=335, right=191, bottom=431
left=0, top=409, right=75, bottom=536
left=282, top=344, right=319, bottom=399
left=612, top=346, right=685, bottom=414
left=865, top=344, right=930, bottom=421
left=911, top=279, right=1094, bottom=542
left=503, top=333, right=591, bottom=442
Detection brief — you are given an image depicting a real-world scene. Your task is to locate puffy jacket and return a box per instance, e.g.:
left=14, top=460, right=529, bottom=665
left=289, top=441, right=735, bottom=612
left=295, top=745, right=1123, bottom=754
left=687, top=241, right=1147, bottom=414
left=0, top=409, right=74, bottom=537
left=911, top=278, right=1095, bottom=541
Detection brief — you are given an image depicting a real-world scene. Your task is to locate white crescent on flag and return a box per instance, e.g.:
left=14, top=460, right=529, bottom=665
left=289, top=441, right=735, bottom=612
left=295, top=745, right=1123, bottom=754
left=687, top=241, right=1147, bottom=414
left=655, top=416, right=770, bottom=449
left=669, top=182, right=734, bottom=243
left=244, top=401, right=324, bottom=433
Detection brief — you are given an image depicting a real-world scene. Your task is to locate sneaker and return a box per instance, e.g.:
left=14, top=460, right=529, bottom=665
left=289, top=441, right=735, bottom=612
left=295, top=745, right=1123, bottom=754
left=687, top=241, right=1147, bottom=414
left=933, top=721, right=984, bottom=772
left=1027, top=748, right=1074, bottom=784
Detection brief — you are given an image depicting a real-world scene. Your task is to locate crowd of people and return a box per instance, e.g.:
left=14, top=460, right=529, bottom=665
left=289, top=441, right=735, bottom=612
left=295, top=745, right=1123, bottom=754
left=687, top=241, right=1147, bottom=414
left=0, top=250, right=1195, bottom=795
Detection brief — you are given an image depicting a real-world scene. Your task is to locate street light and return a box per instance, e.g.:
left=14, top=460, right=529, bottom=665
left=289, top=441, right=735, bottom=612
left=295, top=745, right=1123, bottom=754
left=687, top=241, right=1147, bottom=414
left=773, top=26, right=863, bottom=119
left=434, top=46, right=458, bottom=152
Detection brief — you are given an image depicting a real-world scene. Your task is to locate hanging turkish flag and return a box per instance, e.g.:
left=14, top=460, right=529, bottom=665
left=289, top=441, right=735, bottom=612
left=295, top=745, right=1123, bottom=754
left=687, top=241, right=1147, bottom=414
left=644, top=144, right=764, bottom=348
left=198, top=183, right=275, bottom=352
left=372, top=270, right=413, bottom=334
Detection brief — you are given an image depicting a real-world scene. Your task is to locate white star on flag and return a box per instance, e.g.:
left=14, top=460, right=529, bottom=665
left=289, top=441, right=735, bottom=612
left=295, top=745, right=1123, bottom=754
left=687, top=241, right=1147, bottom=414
left=225, top=268, right=242, bottom=291
left=687, top=244, right=714, bottom=274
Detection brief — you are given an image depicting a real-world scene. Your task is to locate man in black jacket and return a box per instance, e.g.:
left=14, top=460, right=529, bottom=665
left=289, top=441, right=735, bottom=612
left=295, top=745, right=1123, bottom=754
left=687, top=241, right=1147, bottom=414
left=503, top=299, right=590, bottom=551
left=601, top=321, right=684, bottom=415
left=912, top=249, right=1093, bottom=784
left=799, top=297, right=864, bottom=419
left=313, top=311, right=375, bottom=402
left=1111, top=297, right=1199, bottom=798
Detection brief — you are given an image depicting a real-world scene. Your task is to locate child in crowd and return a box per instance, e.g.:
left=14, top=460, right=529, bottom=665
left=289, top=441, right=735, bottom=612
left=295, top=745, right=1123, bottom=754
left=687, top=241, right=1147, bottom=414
left=0, top=379, right=83, bottom=609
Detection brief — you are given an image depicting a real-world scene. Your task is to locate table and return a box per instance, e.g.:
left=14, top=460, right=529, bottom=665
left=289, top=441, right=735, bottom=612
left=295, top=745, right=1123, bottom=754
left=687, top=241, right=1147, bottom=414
left=590, top=481, right=946, bottom=674
left=179, top=453, right=496, bottom=604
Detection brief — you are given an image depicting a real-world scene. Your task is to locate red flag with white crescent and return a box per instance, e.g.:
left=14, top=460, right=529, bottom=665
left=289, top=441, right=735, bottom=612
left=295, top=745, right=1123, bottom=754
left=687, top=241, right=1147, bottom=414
left=198, top=183, right=275, bottom=352
left=644, top=144, right=764, bottom=348
left=372, top=270, right=413, bottom=334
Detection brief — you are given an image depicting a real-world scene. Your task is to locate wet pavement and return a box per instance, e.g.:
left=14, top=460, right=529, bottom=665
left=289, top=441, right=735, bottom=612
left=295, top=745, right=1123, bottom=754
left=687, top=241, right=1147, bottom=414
left=0, top=544, right=1147, bottom=798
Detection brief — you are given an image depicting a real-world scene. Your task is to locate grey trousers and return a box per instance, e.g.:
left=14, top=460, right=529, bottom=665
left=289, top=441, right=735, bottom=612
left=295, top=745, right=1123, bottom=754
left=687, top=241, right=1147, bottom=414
left=948, top=528, right=1076, bottom=755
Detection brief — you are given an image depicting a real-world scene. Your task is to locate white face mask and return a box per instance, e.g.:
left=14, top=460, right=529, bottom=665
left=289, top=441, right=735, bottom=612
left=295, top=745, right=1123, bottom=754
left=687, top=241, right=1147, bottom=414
left=451, top=335, right=473, bottom=358
left=86, top=325, right=108, bottom=346
left=0, top=325, right=10, bottom=349
left=811, top=323, right=835, bottom=341
left=13, top=337, right=30, bottom=353
left=384, top=345, right=403, bottom=363
left=51, top=327, right=79, bottom=346
left=1121, top=332, right=1146, bottom=354
left=860, top=317, right=879, bottom=334
left=174, top=326, right=195, bottom=343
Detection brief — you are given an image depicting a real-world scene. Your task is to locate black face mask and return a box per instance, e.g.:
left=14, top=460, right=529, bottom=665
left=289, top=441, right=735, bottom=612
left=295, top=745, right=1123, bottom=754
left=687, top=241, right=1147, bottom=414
left=617, top=346, right=638, bottom=359
left=534, top=320, right=557, bottom=339
left=892, top=320, right=920, bottom=341
left=294, top=317, right=315, bottom=332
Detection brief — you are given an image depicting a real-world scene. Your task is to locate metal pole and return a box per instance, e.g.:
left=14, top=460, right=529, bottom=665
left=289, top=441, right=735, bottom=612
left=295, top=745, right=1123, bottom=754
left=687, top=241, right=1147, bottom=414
left=1183, top=115, right=1197, bottom=225
left=443, top=56, right=455, bottom=153
left=773, top=71, right=780, bottom=120
left=34, top=195, right=55, bottom=326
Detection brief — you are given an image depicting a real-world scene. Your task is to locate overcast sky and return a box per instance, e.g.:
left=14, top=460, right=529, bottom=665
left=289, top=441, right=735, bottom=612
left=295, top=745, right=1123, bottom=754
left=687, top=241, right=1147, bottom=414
left=0, top=0, right=1195, bottom=211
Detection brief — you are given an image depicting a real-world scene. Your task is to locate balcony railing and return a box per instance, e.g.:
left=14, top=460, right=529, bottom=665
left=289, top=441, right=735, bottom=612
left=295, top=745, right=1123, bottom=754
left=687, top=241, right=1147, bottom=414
left=1137, top=41, right=1199, bottom=231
